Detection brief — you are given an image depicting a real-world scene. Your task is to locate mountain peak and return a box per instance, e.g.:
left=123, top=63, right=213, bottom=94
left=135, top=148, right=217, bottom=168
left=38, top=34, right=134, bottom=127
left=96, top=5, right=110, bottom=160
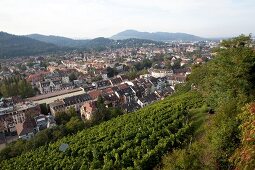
left=111, top=30, right=204, bottom=41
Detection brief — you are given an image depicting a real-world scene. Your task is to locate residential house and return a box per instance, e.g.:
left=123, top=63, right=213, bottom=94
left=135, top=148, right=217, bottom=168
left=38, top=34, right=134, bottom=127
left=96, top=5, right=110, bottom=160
left=80, top=101, right=97, bottom=120
left=115, top=85, right=137, bottom=104
left=96, top=80, right=111, bottom=89
left=155, top=86, right=174, bottom=98
left=16, top=117, right=37, bottom=140
left=137, top=93, right=158, bottom=108
left=88, top=90, right=102, bottom=101
left=34, top=114, right=56, bottom=131
left=168, top=75, right=186, bottom=86
left=102, top=92, right=120, bottom=108
left=110, top=77, right=123, bottom=86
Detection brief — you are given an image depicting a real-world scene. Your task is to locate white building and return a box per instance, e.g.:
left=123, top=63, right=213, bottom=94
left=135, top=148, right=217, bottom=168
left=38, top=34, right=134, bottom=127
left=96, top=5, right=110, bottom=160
left=149, top=69, right=173, bottom=78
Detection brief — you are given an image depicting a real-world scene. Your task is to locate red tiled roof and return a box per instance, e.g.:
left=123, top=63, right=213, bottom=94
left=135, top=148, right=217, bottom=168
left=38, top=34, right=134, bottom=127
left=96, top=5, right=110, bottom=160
left=88, top=90, right=102, bottom=100
left=102, top=87, right=114, bottom=94
left=82, top=101, right=97, bottom=112
left=117, top=83, right=129, bottom=90
left=26, top=71, right=50, bottom=82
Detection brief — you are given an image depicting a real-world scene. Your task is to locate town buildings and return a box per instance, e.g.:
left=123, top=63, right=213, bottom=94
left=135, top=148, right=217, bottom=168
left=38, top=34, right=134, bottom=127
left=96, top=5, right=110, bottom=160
left=0, top=98, right=41, bottom=134
left=0, top=39, right=217, bottom=142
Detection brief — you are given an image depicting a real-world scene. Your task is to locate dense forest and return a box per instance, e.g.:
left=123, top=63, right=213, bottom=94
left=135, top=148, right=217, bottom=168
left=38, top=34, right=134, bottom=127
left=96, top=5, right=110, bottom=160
left=1, top=35, right=255, bottom=169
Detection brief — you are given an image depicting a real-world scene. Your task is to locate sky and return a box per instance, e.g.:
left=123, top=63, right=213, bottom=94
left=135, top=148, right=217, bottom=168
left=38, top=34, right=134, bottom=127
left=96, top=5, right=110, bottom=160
left=0, top=0, right=254, bottom=39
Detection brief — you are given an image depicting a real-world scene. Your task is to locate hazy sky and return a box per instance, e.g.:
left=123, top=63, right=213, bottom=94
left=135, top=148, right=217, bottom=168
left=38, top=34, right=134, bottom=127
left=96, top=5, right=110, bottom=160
left=0, top=0, right=254, bottom=38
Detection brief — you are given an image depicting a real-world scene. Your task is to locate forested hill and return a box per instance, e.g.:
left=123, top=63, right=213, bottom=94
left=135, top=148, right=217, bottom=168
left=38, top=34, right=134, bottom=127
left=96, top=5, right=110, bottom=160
left=27, top=34, right=163, bottom=49
left=111, top=29, right=205, bottom=41
left=26, top=34, right=90, bottom=47
left=0, top=32, right=63, bottom=58
left=1, top=35, right=255, bottom=169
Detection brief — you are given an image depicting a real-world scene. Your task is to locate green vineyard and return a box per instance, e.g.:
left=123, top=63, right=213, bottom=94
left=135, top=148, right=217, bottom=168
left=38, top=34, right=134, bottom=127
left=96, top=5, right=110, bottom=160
left=0, top=92, right=203, bottom=170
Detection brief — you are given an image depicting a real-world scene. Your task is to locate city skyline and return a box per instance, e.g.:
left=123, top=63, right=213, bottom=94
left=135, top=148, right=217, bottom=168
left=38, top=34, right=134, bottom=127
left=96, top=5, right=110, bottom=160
left=0, top=0, right=254, bottom=38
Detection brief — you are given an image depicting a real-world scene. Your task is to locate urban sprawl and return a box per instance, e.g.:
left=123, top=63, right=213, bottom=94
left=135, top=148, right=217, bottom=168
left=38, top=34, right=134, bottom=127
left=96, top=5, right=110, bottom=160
left=0, top=40, right=218, bottom=143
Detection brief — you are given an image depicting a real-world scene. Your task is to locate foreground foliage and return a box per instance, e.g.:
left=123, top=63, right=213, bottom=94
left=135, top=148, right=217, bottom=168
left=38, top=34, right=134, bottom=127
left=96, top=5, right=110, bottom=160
left=230, top=103, right=255, bottom=169
left=158, top=35, right=255, bottom=169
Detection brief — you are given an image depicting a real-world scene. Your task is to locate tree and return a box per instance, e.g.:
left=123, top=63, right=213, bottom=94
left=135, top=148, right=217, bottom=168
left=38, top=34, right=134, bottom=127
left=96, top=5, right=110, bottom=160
left=69, top=72, right=77, bottom=82
left=40, top=104, right=49, bottom=115
left=106, top=67, right=118, bottom=78
left=26, top=62, right=35, bottom=67
left=55, top=107, right=77, bottom=125
left=172, top=58, right=182, bottom=70
left=17, top=64, right=26, bottom=71
left=221, top=34, right=252, bottom=48
left=68, top=106, right=77, bottom=117
left=18, top=79, right=35, bottom=98
left=0, top=77, right=35, bottom=98
left=65, top=117, right=85, bottom=134
left=91, top=96, right=107, bottom=122
left=189, top=35, right=255, bottom=108
left=40, top=62, right=49, bottom=68
left=55, top=112, right=71, bottom=125
left=31, top=130, right=49, bottom=148
left=91, top=76, right=103, bottom=82
left=0, top=83, right=9, bottom=97
left=106, top=107, right=124, bottom=120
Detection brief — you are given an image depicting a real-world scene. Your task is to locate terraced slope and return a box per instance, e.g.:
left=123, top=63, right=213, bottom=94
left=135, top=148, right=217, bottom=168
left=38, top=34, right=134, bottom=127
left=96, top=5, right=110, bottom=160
left=0, top=92, right=203, bottom=170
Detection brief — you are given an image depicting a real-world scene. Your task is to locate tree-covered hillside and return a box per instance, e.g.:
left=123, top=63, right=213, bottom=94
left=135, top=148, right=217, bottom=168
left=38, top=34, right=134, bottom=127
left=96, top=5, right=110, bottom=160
left=111, top=30, right=205, bottom=41
left=26, top=34, right=90, bottom=47
left=0, top=32, right=63, bottom=58
left=158, top=35, right=255, bottom=169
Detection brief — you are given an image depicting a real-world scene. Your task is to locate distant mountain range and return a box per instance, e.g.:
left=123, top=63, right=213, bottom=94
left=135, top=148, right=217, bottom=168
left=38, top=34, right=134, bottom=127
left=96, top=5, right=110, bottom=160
left=0, top=31, right=163, bottom=58
left=26, top=34, right=164, bottom=49
left=0, top=30, right=210, bottom=58
left=111, top=30, right=205, bottom=41
left=26, top=30, right=205, bottom=48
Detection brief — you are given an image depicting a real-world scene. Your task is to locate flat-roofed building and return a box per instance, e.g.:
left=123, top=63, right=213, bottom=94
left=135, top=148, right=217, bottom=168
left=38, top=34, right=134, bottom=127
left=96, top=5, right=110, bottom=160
left=28, top=88, right=85, bottom=105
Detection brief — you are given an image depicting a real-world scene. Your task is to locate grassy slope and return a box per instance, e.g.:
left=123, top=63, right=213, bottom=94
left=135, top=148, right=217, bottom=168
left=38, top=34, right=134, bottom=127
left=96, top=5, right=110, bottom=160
left=156, top=105, right=217, bottom=170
